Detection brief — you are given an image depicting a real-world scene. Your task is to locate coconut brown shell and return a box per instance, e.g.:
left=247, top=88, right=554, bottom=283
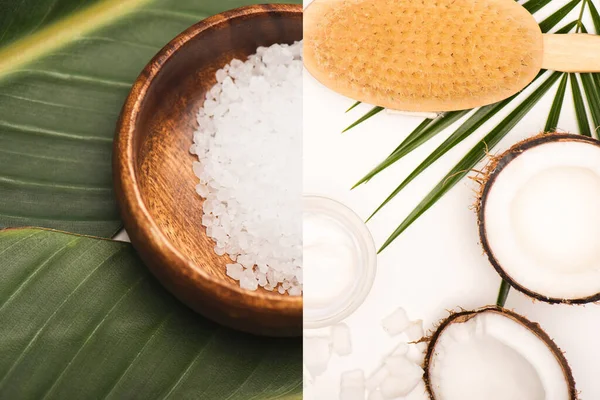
left=423, top=306, right=577, bottom=400
left=478, top=133, right=600, bottom=304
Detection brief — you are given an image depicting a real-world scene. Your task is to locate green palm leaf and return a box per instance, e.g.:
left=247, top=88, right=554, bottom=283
left=353, top=111, right=469, bottom=187
left=539, top=0, right=582, bottom=32
left=522, top=0, right=555, bottom=13
left=571, top=74, right=594, bottom=137
left=586, top=0, right=600, bottom=33
left=545, top=73, right=568, bottom=132
left=342, top=106, right=384, bottom=133
left=365, top=100, right=513, bottom=222
left=0, top=228, right=301, bottom=399
left=378, top=71, right=562, bottom=253
left=0, top=0, right=299, bottom=238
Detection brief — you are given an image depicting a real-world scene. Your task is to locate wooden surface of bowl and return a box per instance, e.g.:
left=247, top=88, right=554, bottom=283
left=114, top=4, right=303, bottom=337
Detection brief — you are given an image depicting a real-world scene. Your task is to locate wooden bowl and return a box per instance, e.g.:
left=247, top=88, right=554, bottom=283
left=113, top=4, right=302, bottom=337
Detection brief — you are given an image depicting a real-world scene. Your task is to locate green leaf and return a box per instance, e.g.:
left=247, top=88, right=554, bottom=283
left=378, top=72, right=563, bottom=253
left=580, top=73, right=600, bottom=135
left=570, top=74, right=593, bottom=137
left=354, top=111, right=469, bottom=187
left=555, top=20, right=579, bottom=34
left=366, top=100, right=512, bottom=221
left=0, top=0, right=300, bottom=238
left=0, top=228, right=301, bottom=399
left=0, top=0, right=103, bottom=48
left=588, top=0, right=600, bottom=34
left=544, top=73, right=568, bottom=132
left=539, top=0, right=581, bottom=33
left=496, top=280, right=511, bottom=307
left=522, top=0, right=554, bottom=14
left=345, top=101, right=361, bottom=113
left=342, top=106, right=384, bottom=132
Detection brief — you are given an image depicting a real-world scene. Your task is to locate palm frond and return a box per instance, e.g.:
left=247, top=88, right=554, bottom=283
left=571, top=74, right=593, bottom=137
left=353, top=111, right=469, bottom=187
left=343, top=106, right=383, bottom=133
left=378, top=72, right=563, bottom=253
left=545, top=73, right=568, bottom=131
left=539, top=0, right=582, bottom=32
left=346, top=101, right=361, bottom=113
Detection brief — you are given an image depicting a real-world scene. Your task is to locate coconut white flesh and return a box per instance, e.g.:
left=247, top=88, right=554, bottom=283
left=428, top=311, right=569, bottom=400
left=484, top=140, right=600, bottom=299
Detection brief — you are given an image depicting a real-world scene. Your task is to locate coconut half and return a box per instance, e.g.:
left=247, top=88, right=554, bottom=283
left=424, top=307, right=576, bottom=400
left=478, top=133, right=600, bottom=303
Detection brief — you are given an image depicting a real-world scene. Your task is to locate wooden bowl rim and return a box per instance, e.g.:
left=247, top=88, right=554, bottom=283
left=114, top=4, right=303, bottom=314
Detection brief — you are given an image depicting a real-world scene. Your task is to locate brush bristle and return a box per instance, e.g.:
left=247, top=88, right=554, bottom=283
left=304, top=0, right=544, bottom=112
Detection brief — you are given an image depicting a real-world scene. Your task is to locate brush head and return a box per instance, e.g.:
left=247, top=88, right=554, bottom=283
left=304, top=0, right=543, bottom=112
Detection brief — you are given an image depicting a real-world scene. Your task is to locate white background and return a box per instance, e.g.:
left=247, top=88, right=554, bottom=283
left=303, top=0, right=600, bottom=398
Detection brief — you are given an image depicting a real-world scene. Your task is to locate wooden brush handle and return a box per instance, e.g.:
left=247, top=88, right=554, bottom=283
left=542, top=34, right=600, bottom=72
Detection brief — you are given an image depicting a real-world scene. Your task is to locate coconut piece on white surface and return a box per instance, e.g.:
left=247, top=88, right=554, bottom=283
left=405, top=319, right=424, bottom=342
left=303, top=336, right=331, bottom=378
left=383, top=342, right=409, bottom=359
left=368, top=390, right=385, bottom=400
left=385, top=355, right=424, bottom=378
left=340, top=369, right=366, bottom=400
left=381, top=308, right=410, bottom=336
left=380, top=374, right=422, bottom=399
left=332, top=323, right=353, bottom=356
left=426, top=308, right=574, bottom=400
left=340, top=388, right=366, bottom=400
left=340, top=369, right=365, bottom=388
left=479, top=135, right=600, bottom=302
left=366, top=366, right=389, bottom=392
left=303, top=363, right=312, bottom=388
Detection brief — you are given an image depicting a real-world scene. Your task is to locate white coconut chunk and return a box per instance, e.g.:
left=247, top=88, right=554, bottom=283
left=303, top=364, right=313, bottom=388
left=406, top=345, right=426, bottom=365
left=385, top=342, right=409, bottom=358
left=332, top=323, right=353, bottom=356
left=340, top=387, right=366, bottom=400
left=428, top=311, right=570, bottom=400
left=405, top=319, right=424, bottom=342
left=366, top=366, right=389, bottom=392
left=380, top=373, right=421, bottom=399
left=384, top=355, right=424, bottom=379
left=340, top=370, right=366, bottom=400
left=368, top=390, right=385, bottom=400
left=303, top=336, right=331, bottom=378
left=341, top=369, right=365, bottom=388
left=381, top=308, right=410, bottom=336
left=483, top=139, right=600, bottom=299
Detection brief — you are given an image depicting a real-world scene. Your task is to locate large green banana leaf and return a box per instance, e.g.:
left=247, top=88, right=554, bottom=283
left=0, top=0, right=300, bottom=238
left=0, top=228, right=302, bottom=399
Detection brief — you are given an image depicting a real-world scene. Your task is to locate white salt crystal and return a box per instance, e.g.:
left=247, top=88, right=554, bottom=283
left=191, top=40, right=303, bottom=294
left=304, top=336, right=331, bottom=378
left=381, top=308, right=410, bottom=336
left=331, top=323, right=352, bottom=356
left=226, top=263, right=244, bottom=280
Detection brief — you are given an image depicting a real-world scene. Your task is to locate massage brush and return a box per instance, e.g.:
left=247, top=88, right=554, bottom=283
left=304, top=0, right=600, bottom=112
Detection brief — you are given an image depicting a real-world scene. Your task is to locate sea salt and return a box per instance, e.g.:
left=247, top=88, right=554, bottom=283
left=191, top=41, right=303, bottom=295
